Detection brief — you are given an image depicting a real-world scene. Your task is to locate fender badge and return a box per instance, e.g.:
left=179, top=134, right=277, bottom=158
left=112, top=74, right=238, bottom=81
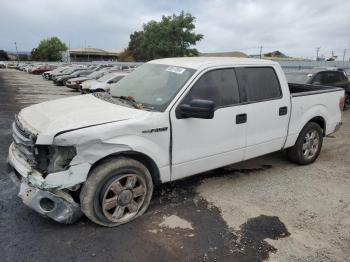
left=142, top=127, right=168, bottom=134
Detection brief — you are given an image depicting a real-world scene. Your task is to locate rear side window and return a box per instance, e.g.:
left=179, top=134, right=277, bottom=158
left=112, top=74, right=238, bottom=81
left=183, top=68, right=240, bottom=108
left=236, top=67, right=282, bottom=102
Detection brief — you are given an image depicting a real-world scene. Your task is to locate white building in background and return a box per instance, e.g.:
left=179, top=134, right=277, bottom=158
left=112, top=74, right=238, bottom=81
left=62, top=48, right=124, bottom=62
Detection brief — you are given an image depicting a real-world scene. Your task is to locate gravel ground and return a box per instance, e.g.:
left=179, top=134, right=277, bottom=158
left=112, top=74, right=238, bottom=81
left=0, top=69, right=349, bottom=261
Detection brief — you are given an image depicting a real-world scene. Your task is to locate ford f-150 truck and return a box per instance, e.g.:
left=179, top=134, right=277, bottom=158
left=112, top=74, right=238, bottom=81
left=8, top=57, right=344, bottom=227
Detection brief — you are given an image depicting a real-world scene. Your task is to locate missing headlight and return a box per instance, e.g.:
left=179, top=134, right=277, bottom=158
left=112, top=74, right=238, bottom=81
left=36, top=146, right=76, bottom=174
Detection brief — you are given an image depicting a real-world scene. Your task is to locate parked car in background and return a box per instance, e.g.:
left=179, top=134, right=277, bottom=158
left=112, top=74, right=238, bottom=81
left=42, top=66, right=70, bottom=80
left=65, top=69, right=107, bottom=90
left=54, top=69, right=95, bottom=86
left=51, top=66, right=86, bottom=82
left=30, top=65, right=57, bottom=74
left=81, top=72, right=128, bottom=93
left=8, top=57, right=344, bottom=226
left=78, top=67, right=133, bottom=92
left=286, top=69, right=350, bottom=109
left=6, top=63, right=18, bottom=69
left=0, top=62, right=6, bottom=68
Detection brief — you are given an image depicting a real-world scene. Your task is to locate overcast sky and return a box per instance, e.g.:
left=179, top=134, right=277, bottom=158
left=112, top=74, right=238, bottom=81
left=1, top=0, right=349, bottom=59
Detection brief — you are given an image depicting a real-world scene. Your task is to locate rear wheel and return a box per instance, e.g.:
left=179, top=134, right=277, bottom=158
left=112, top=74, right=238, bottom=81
left=344, top=93, right=350, bottom=110
left=80, top=157, right=153, bottom=227
left=287, top=122, right=323, bottom=165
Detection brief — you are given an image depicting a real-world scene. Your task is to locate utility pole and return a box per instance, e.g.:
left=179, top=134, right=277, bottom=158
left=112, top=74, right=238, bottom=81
left=259, top=46, right=263, bottom=59
left=68, top=41, right=71, bottom=63
left=87, top=45, right=91, bottom=63
left=14, top=42, right=19, bottom=63
left=342, top=49, right=347, bottom=62
left=316, top=47, right=321, bottom=61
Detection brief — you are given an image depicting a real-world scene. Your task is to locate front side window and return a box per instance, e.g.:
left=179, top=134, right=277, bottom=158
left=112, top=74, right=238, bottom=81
left=182, top=68, right=240, bottom=108
left=98, top=73, right=117, bottom=82
left=236, top=67, right=282, bottom=102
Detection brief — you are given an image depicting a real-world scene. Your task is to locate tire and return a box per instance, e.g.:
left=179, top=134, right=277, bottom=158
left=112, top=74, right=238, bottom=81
left=80, top=157, right=153, bottom=227
left=287, top=122, right=323, bottom=165
left=344, top=93, right=350, bottom=110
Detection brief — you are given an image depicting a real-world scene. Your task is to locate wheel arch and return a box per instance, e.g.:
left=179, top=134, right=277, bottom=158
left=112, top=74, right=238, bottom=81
left=89, top=150, right=161, bottom=186
left=308, top=116, right=326, bottom=136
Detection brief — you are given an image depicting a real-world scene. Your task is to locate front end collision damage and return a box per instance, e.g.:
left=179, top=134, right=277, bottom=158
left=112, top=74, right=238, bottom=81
left=8, top=141, right=135, bottom=224
left=8, top=107, right=170, bottom=224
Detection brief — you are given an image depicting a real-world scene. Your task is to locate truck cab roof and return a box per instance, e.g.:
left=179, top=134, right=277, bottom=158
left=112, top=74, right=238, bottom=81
left=149, top=57, right=278, bottom=70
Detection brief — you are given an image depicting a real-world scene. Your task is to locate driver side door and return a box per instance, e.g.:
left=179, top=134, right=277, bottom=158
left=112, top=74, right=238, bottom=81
left=170, top=68, right=247, bottom=180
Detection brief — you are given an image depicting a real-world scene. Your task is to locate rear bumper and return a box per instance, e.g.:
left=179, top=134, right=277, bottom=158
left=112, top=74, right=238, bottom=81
left=331, top=121, right=342, bottom=134
left=9, top=169, right=83, bottom=224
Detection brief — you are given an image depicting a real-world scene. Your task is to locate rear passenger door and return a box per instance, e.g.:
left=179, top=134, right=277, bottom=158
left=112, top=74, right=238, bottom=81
left=235, top=67, right=290, bottom=160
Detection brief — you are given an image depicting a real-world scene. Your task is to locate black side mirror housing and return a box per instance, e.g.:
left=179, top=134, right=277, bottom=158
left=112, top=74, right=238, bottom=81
left=179, top=99, right=214, bottom=119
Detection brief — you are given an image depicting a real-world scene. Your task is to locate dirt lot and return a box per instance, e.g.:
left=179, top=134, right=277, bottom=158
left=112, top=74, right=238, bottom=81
left=0, top=69, right=349, bottom=262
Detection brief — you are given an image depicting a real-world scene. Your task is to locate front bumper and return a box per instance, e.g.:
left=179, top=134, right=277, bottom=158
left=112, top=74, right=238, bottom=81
left=9, top=170, right=83, bottom=224
left=7, top=142, right=91, bottom=224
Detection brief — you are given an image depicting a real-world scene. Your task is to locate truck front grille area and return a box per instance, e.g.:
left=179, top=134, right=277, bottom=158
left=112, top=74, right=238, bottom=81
left=12, top=118, right=37, bottom=168
left=11, top=117, right=76, bottom=176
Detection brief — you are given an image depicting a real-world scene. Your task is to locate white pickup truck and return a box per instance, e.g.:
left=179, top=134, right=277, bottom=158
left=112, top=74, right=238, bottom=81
left=8, top=57, right=344, bottom=226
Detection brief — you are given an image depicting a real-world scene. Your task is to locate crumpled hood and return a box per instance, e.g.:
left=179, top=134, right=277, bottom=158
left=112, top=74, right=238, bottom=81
left=18, top=94, right=149, bottom=140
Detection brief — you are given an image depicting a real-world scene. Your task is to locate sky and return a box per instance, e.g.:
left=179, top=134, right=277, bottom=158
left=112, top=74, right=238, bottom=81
left=1, top=0, right=349, bottom=59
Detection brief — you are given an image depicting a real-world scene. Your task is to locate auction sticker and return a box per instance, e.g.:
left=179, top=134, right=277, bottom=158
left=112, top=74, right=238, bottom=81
left=166, top=66, right=186, bottom=74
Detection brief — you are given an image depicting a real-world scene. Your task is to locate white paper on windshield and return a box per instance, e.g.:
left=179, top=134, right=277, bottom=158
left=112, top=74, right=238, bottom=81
left=166, top=66, right=186, bottom=74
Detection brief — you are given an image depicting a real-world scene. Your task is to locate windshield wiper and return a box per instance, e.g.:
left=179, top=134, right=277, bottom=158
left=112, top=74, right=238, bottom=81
left=114, top=96, right=142, bottom=109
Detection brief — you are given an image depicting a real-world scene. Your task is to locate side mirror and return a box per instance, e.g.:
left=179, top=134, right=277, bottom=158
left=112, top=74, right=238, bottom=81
left=179, top=99, right=214, bottom=119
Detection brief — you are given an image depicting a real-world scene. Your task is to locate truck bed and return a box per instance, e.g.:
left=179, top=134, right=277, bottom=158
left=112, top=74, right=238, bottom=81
left=289, top=83, right=344, bottom=97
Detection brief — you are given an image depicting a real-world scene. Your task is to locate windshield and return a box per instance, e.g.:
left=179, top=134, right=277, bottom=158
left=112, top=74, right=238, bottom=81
left=98, top=73, right=117, bottom=82
left=110, top=63, right=196, bottom=111
left=89, top=70, right=105, bottom=78
left=62, top=68, right=77, bottom=74
left=285, top=73, right=311, bottom=84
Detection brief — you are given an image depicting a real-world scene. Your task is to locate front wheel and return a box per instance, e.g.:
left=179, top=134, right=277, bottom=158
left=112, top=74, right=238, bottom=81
left=287, top=122, right=323, bottom=165
left=80, top=157, right=153, bottom=227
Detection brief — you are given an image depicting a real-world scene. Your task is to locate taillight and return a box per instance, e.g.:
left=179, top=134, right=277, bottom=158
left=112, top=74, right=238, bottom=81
left=339, top=96, right=345, bottom=111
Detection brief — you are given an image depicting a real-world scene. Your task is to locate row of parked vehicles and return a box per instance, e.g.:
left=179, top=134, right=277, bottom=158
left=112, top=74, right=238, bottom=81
left=13, top=62, right=137, bottom=93
left=43, top=64, right=135, bottom=93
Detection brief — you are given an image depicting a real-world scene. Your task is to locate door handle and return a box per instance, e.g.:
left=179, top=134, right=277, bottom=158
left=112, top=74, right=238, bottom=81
left=279, top=106, right=288, bottom=116
left=236, top=113, right=247, bottom=124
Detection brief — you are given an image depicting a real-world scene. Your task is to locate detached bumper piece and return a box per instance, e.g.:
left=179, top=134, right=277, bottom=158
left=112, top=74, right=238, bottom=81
left=10, top=171, right=83, bottom=224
